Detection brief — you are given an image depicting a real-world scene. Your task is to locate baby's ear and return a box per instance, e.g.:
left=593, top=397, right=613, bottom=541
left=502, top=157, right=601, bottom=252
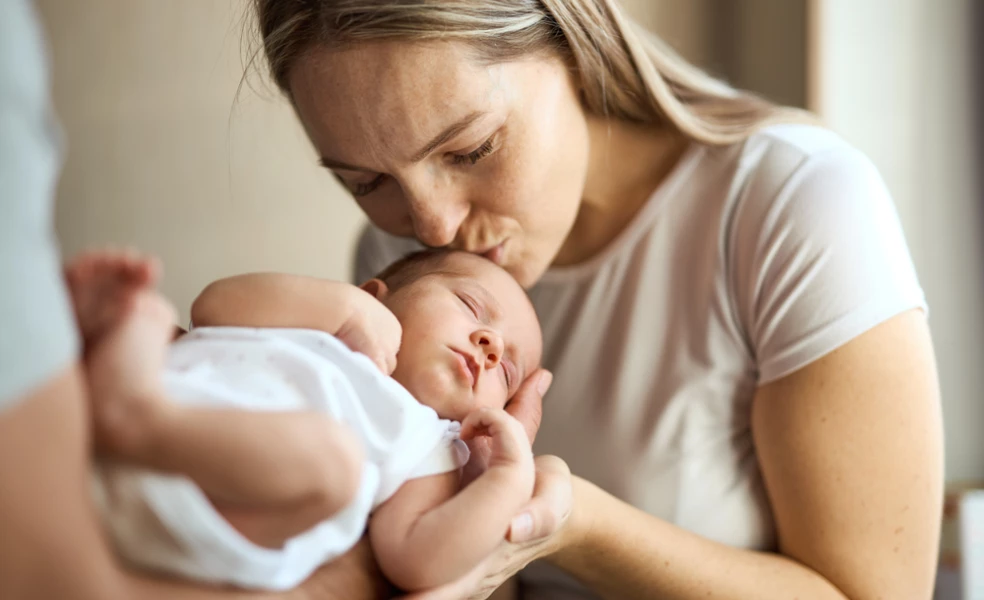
left=359, top=278, right=389, bottom=300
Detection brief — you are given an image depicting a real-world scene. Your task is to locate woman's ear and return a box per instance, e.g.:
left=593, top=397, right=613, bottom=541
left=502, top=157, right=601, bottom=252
left=359, top=278, right=389, bottom=300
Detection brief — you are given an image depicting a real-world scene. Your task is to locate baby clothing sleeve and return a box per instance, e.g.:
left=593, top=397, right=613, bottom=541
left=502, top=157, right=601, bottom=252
left=729, top=139, right=926, bottom=385
left=407, top=422, right=470, bottom=480
left=0, top=0, right=79, bottom=407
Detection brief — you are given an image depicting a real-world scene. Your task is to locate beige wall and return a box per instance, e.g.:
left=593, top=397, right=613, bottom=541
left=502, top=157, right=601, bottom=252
left=816, top=0, right=984, bottom=480
left=38, top=0, right=365, bottom=324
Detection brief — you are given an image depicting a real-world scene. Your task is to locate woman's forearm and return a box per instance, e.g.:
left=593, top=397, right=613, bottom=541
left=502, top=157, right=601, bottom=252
left=548, top=477, right=848, bottom=600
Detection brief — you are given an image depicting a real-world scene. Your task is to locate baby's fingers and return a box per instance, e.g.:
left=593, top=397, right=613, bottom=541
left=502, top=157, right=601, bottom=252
left=460, top=408, right=530, bottom=464
left=459, top=407, right=509, bottom=441
left=378, top=350, right=397, bottom=375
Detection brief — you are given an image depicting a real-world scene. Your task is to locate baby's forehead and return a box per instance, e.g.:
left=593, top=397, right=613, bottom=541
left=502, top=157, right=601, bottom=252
left=424, top=253, right=540, bottom=334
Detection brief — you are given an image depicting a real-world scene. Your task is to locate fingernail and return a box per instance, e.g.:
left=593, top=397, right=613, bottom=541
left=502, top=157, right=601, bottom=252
left=537, top=371, right=553, bottom=396
left=510, top=512, right=533, bottom=541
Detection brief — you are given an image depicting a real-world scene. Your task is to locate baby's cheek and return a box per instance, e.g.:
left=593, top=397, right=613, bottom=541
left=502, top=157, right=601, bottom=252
left=479, top=381, right=510, bottom=412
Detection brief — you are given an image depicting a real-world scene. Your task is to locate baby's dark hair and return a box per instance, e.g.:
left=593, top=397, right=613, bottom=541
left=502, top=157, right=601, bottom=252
left=374, top=248, right=457, bottom=291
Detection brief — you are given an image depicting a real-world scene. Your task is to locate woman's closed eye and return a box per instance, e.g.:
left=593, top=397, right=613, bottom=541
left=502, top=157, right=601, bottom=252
left=352, top=174, right=385, bottom=197
left=333, top=133, right=497, bottom=197
left=330, top=171, right=385, bottom=198
left=451, top=135, right=496, bottom=166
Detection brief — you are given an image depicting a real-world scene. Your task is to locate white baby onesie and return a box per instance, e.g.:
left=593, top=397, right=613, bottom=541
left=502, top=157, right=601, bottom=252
left=93, top=326, right=469, bottom=591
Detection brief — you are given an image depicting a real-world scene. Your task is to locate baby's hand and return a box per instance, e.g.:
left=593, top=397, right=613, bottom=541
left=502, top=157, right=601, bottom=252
left=335, top=287, right=403, bottom=375
left=459, top=408, right=534, bottom=474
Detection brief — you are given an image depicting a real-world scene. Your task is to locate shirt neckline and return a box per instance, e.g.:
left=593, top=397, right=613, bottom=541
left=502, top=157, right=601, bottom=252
left=537, top=143, right=706, bottom=286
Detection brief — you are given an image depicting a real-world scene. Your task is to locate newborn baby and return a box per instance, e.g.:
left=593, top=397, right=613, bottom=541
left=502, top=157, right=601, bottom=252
left=83, top=248, right=543, bottom=591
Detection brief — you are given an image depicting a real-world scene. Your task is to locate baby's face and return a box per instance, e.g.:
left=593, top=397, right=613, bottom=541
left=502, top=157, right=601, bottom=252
left=382, top=253, right=543, bottom=422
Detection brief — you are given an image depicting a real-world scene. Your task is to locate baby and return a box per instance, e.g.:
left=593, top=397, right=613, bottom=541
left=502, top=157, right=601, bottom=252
left=75, top=248, right=543, bottom=592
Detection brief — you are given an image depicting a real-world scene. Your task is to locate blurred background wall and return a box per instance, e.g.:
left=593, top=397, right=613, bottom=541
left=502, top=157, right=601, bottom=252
left=36, top=0, right=982, bottom=482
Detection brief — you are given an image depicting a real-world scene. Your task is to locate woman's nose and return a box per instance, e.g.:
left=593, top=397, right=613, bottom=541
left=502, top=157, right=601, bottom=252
left=471, top=329, right=504, bottom=370
left=404, top=180, right=469, bottom=248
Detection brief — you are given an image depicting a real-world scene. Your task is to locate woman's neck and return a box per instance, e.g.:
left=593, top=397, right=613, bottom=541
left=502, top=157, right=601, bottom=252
left=552, top=116, right=689, bottom=268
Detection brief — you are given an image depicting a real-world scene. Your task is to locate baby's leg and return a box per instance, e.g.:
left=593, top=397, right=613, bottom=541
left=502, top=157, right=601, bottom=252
left=87, top=291, right=364, bottom=547
left=135, top=407, right=364, bottom=547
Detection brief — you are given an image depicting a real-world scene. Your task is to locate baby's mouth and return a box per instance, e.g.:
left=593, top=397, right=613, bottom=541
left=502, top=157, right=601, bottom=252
left=451, top=348, right=480, bottom=390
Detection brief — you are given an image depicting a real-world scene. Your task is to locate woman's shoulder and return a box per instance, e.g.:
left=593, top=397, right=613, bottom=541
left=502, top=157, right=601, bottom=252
left=746, top=123, right=860, bottom=159
left=702, top=123, right=886, bottom=220
left=722, top=124, right=923, bottom=383
left=697, top=123, right=872, bottom=190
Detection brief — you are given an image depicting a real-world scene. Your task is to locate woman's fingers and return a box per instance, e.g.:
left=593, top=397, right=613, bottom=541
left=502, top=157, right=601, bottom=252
left=396, top=556, right=494, bottom=600
left=504, top=369, right=552, bottom=444
left=508, top=455, right=572, bottom=543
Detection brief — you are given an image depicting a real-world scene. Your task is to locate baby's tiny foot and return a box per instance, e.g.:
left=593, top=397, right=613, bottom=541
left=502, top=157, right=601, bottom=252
left=86, top=290, right=177, bottom=459
left=65, top=248, right=161, bottom=349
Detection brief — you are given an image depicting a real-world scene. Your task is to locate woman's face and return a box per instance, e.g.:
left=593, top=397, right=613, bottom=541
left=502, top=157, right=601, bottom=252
left=288, top=40, right=590, bottom=287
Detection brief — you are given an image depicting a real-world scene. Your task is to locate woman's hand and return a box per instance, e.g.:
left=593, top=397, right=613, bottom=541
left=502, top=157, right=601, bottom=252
left=402, top=368, right=575, bottom=600
left=400, top=455, right=574, bottom=600
left=294, top=537, right=396, bottom=600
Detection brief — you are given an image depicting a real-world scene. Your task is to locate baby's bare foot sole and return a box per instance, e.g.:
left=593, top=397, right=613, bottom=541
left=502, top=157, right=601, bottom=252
left=65, top=248, right=161, bottom=348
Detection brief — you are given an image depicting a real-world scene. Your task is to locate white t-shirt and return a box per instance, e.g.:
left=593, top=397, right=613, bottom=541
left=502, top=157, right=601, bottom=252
left=94, top=327, right=468, bottom=591
left=354, top=124, right=926, bottom=599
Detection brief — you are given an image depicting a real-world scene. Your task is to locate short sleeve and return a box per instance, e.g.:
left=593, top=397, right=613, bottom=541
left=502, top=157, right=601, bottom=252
left=730, top=141, right=926, bottom=385
left=407, top=422, right=470, bottom=480
left=351, top=224, right=422, bottom=284
left=0, top=0, right=79, bottom=407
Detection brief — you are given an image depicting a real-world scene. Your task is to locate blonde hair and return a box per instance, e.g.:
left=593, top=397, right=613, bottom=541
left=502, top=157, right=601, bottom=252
left=249, top=0, right=813, bottom=146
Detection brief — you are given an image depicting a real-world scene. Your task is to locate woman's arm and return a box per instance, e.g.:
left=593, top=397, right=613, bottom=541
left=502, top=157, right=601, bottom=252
left=0, top=364, right=337, bottom=600
left=0, top=365, right=127, bottom=600
left=548, top=310, right=943, bottom=600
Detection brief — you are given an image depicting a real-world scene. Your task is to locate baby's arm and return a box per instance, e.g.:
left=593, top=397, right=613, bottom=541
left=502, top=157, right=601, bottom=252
left=191, top=273, right=402, bottom=374
left=369, top=409, right=535, bottom=591
left=191, top=273, right=357, bottom=333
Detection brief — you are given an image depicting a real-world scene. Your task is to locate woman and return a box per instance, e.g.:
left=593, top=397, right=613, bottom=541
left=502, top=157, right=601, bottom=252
left=253, top=0, right=944, bottom=599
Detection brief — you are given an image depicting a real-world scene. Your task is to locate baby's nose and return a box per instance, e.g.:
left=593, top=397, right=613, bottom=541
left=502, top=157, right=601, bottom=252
left=472, top=330, right=503, bottom=369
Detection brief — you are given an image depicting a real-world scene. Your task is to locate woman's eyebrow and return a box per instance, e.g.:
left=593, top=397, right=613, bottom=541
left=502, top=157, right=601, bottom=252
left=319, top=157, right=374, bottom=172
left=410, top=110, right=487, bottom=162
left=319, top=111, right=488, bottom=173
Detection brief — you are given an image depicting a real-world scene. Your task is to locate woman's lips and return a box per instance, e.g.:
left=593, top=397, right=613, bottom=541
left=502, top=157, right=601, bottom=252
left=479, top=240, right=507, bottom=265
